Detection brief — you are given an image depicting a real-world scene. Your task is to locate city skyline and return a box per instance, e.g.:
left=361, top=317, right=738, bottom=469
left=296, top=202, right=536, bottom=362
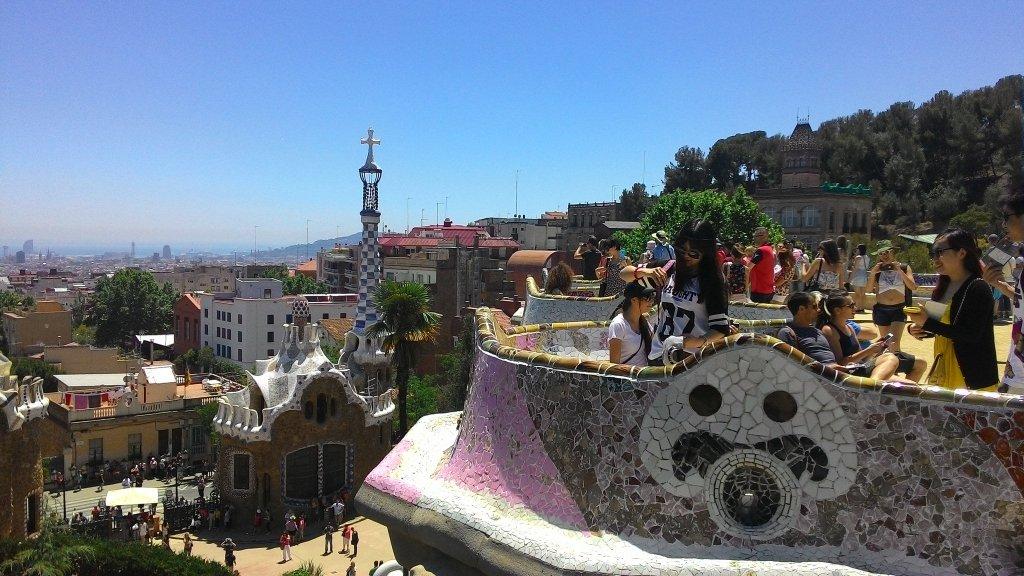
left=2, top=2, right=1022, bottom=248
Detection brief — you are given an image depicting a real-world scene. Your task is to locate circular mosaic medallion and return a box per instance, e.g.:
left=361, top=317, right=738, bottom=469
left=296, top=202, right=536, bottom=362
left=704, top=449, right=799, bottom=540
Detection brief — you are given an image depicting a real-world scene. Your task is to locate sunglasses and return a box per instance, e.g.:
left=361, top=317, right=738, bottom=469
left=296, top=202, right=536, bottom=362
left=929, top=246, right=953, bottom=259
left=681, top=248, right=702, bottom=260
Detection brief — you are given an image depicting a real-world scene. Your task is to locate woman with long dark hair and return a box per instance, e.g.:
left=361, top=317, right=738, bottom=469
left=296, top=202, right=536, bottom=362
left=607, top=282, right=656, bottom=366
left=773, top=240, right=796, bottom=303
left=723, top=242, right=748, bottom=301
left=907, top=228, right=997, bottom=390
left=802, top=239, right=845, bottom=291
left=620, top=220, right=730, bottom=365
left=543, top=263, right=573, bottom=295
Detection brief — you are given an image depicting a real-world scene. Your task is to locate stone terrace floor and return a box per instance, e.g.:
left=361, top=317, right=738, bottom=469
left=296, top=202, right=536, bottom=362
left=169, top=515, right=397, bottom=576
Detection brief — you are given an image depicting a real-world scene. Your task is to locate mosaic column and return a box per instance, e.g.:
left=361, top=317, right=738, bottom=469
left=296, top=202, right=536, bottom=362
left=354, top=211, right=380, bottom=333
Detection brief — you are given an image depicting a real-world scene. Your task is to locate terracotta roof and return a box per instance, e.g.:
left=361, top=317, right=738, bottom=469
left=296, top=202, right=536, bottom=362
left=319, top=318, right=355, bottom=343
left=507, top=250, right=559, bottom=271
left=476, top=238, right=519, bottom=248
left=297, top=259, right=318, bottom=272
left=180, top=293, right=201, bottom=310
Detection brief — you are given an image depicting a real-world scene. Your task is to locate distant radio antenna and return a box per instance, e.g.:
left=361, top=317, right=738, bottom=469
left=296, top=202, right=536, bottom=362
left=642, top=151, right=647, bottom=186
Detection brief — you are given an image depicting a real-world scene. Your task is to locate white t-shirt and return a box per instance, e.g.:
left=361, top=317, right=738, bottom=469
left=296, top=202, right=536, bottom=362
left=876, top=268, right=904, bottom=295
left=1003, top=264, right=1024, bottom=392
left=608, top=314, right=652, bottom=367
left=649, top=275, right=729, bottom=360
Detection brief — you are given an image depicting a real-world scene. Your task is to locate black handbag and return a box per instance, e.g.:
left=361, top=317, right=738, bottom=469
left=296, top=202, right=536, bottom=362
left=804, top=263, right=823, bottom=292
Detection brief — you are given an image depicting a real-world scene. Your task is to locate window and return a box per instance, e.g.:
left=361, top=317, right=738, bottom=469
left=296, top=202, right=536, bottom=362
left=204, top=308, right=208, bottom=318
left=322, top=444, right=347, bottom=495
left=226, top=329, right=231, bottom=339
left=88, top=394, right=101, bottom=408
left=340, top=312, right=347, bottom=318
left=267, top=331, right=275, bottom=343
left=322, top=313, right=329, bottom=320
left=127, top=433, right=142, bottom=458
left=285, top=446, right=319, bottom=500
left=780, top=207, right=798, bottom=228
left=316, top=393, right=327, bottom=424
left=237, top=349, right=242, bottom=362
left=227, top=346, right=231, bottom=358
left=238, top=314, right=242, bottom=324
left=801, top=206, right=820, bottom=228
left=238, top=331, right=242, bottom=342
left=267, top=314, right=274, bottom=325
left=190, top=427, right=206, bottom=454
left=205, top=325, right=208, bottom=335
left=330, top=397, right=338, bottom=417
left=216, top=327, right=221, bottom=338
left=263, top=288, right=272, bottom=299
left=232, top=453, right=251, bottom=490
left=286, top=314, right=293, bottom=324
left=267, top=349, right=275, bottom=357
left=227, top=312, right=232, bottom=322
left=88, top=438, right=103, bottom=464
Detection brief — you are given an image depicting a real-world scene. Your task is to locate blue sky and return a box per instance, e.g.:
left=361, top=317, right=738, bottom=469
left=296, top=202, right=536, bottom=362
left=2, top=1, right=1022, bottom=253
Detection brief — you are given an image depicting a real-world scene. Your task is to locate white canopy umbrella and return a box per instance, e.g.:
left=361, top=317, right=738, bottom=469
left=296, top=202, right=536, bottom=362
left=105, top=487, right=160, bottom=507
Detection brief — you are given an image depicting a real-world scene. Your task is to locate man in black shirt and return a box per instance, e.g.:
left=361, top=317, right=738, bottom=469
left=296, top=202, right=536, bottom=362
left=574, top=236, right=602, bottom=280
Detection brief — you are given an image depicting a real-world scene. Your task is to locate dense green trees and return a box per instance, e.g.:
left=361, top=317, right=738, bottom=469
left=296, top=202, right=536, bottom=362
left=88, top=269, right=176, bottom=347
left=255, top=265, right=330, bottom=295
left=618, top=188, right=784, bottom=257
left=663, top=75, right=1023, bottom=230
left=173, top=347, right=247, bottom=381
left=618, top=183, right=652, bottom=221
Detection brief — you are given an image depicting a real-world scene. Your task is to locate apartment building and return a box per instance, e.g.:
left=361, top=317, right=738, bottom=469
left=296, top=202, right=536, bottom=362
left=198, top=279, right=357, bottom=369
left=2, top=300, right=72, bottom=355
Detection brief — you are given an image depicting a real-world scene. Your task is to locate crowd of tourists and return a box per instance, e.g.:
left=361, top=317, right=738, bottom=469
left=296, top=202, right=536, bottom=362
left=54, top=451, right=202, bottom=493
left=602, top=185, right=1024, bottom=394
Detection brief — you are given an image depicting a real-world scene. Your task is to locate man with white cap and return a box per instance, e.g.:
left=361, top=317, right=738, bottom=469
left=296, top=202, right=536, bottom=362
left=651, top=230, right=675, bottom=262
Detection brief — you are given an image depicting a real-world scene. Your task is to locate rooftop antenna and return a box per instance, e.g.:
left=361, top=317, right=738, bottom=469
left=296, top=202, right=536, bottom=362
left=642, top=151, right=647, bottom=186
left=514, top=169, right=520, bottom=218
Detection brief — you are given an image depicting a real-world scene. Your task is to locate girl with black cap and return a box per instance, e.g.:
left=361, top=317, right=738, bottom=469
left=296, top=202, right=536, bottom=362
left=608, top=282, right=657, bottom=366
left=619, top=220, right=731, bottom=365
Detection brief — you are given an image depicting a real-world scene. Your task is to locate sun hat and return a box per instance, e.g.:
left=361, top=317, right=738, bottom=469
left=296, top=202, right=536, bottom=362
left=652, top=230, right=669, bottom=243
left=871, top=240, right=894, bottom=256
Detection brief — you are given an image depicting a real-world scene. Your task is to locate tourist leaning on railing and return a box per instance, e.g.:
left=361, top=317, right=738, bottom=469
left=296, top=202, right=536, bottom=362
left=543, top=263, right=573, bottom=296
left=906, top=228, right=998, bottom=391
left=620, top=220, right=731, bottom=366
left=985, top=185, right=1024, bottom=394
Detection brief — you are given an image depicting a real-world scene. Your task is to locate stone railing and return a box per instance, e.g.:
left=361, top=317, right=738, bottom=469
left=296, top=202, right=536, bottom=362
left=0, top=375, right=49, bottom=431
left=66, top=397, right=185, bottom=422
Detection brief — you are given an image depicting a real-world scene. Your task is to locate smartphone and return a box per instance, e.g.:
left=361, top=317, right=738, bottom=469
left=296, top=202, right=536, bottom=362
left=983, top=241, right=1015, bottom=268
left=880, top=333, right=894, bottom=344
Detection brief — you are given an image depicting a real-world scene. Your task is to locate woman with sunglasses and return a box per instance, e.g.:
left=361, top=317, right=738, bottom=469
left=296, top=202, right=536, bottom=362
left=907, top=228, right=998, bottom=391
left=620, top=220, right=730, bottom=365
left=817, top=290, right=923, bottom=382
left=985, top=187, right=1024, bottom=393
left=608, top=282, right=656, bottom=366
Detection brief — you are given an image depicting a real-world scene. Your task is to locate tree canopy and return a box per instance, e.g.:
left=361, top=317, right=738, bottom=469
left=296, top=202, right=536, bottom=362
left=255, top=265, right=330, bottom=295
left=618, top=188, right=784, bottom=257
left=88, top=269, right=176, bottom=348
left=663, top=75, right=1023, bottom=231
left=618, top=183, right=651, bottom=221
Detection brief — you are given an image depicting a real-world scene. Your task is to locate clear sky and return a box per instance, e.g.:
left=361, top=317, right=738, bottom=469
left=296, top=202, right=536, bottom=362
left=2, top=1, right=1022, bottom=253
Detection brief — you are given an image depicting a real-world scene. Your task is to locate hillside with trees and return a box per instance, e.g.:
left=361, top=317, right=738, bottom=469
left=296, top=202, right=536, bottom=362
left=663, top=75, right=1022, bottom=235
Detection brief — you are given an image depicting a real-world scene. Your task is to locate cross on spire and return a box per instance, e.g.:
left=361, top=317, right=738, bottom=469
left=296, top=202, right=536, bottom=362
left=361, top=127, right=380, bottom=165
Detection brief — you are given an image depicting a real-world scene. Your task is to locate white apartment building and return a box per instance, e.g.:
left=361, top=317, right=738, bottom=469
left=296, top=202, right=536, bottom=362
left=198, top=279, right=356, bottom=369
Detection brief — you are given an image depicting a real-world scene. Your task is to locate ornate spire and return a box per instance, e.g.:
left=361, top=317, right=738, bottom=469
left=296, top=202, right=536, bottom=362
left=361, top=127, right=381, bottom=170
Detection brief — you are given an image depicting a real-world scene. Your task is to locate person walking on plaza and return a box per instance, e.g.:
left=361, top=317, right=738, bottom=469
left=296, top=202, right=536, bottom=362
left=341, top=523, right=352, bottom=554
left=866, top=240, right=916, bottom=353
left=323, top=521, right=335, bottom=554
left=197, top=473, right=205, bottom=500
left=161, top=523, right=171, bottom=549
left=849, top=244, right=870, bottom=312
left=221, top=538, right=237, bottom=570
left=285, top=515, right=298, bottom=541
left=803, top=239, right=845, bottom=292
left=331, top=498, right=345, bottom=524
left=746, top=227, right=776, bottom=303
left=183, top=532, right=194, bottom=556
left=252, top=508, right=263, bottom=536
left=280, top=532, right=292, bottom=563
left=298, top=514, right=306, bottom=542
left=986, top=186, right=1024, bottom=394
left=346, top=561, right=357, bottom=576
left=350, top=528, right=360, bottom=558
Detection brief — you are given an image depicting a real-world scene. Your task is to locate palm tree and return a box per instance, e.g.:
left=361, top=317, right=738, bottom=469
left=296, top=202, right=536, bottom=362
left=367, top=280, right=441, bottom=436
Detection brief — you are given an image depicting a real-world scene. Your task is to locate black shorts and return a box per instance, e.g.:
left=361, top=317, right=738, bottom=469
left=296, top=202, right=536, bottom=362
left=848, top=358, right=877, bottom=377
left=894, top=351, right=917, bottom=374
left=872, top=303, right=906, bottom=326
left=750, top=292, right=775, bottom=303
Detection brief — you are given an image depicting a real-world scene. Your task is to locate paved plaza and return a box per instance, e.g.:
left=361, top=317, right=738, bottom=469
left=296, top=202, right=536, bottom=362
left=168, top=515, right=397, bottom=576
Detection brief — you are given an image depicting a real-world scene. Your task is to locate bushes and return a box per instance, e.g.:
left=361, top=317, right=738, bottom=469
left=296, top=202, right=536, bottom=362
left=283, top=561, right=325, bottom=576
left=0, top=523, right=229, bottom=576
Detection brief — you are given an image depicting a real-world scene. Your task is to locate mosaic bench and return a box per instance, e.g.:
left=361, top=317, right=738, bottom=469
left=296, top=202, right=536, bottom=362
left=357, top=308, right=1024, bottom=576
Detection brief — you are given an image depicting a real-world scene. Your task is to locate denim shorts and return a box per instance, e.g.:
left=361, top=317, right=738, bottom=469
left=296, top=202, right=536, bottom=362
left=872, top=303, right=906, bottom=326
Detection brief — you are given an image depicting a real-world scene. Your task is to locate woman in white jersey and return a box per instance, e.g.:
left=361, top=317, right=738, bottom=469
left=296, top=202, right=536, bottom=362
left=984, top=186, right=1024, bottom=394
left=619, top=220, right=731, bottom=365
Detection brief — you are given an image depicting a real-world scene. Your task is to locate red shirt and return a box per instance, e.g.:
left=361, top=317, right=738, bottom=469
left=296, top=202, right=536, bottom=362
left=749, top=244, right=777, bottom=293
